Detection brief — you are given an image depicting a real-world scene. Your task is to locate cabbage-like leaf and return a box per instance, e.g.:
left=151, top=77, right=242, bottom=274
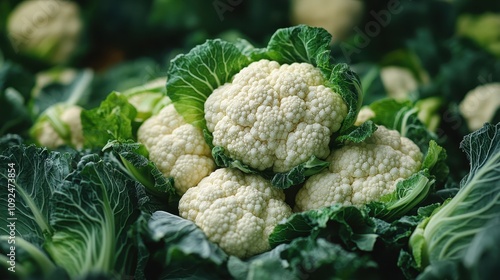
left=0, top=139, right=144, bottom=279
left=409, top=122, right=500, bottom=269
left=0, top=144, right=70, bottom=277
left=269, top=204, right=378, bottom=252
left=229, top=236, right=377, bottom=280
left=81, top=91, right=137, bottom=148
left=167, top=39, right=251, bottom=129
left=133, top=211, right=229, bottom=280
left=212, top=146, right=329, bottom=189
left=102, top=140, right=180, bottom=214
left=44, top=154, right=140, bottom=278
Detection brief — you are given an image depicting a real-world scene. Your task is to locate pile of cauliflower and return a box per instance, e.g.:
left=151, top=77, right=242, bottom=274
left=137, top=59, right=425, bottom=259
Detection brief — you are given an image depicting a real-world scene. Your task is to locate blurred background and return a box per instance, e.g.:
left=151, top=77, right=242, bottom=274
left=0, top=0, right=499, bottom=178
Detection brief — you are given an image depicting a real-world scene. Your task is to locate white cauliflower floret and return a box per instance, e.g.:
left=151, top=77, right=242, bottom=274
left=205, top=59, right=348, bottom=172
left=459, top=83, right=500, bottom=131
left=178, top=168, right=293, bottom=258
left=137, top=104, right=216, bottom=194
left=295, top=126, right=423, bottom=211
left=34, top=104, right=84, bottom=149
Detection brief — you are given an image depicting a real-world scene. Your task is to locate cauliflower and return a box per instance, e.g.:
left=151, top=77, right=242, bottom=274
left=205, top=59, right=348, bottom=173
left=295, top=125, right=423, bottom=211
left=31, top=104, right=84, bottom=149
left=137, top=103, right=215, bottom=194
left=290, top=0, right=364, bottom=41
left=7, top=0, right=83, bottom=64
left=380, top=66, right=419, bottom=100
left=178, top=168, right=293, bottom=258
left=459, top=83, right=500, bottom=131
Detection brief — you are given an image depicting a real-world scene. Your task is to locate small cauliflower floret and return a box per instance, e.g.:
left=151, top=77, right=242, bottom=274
left=34, top=104, right=84, bottom=149
left=459, top=83, right=500, bottom=131
left=205, top=59, right=348, bottom=172
left=137, top=104, right=215, bottom=194
left=179, top=168, right=292, bottom=258
left=295, top=126, right=423, bottom=211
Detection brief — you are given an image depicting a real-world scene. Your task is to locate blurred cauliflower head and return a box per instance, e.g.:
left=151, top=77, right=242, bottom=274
left=178, top=168, right=293, bottom=258
left=295, top=125, right=423, bottom=211
left=31, top=104, right=84, bottom=149
left=205, top=59, right=348, bottom=173
left=137, top=103, right=216, bottom=194
left=459, top=83, right=500, bottom=131
left=7, top=0, right=83, bottom=64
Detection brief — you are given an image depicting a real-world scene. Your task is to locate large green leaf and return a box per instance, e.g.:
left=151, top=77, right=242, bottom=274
left=133, top=211, right=230, bottom=279
left=409, top=122, right=500, bottom=269
left=269, top=204, right=378, bottom=252
left=166, top=39, right=251, bottom=129
left=103, top=140, right=180, bottom=214
left=229, top=236, right=378, bottom=280
left=81, top=92, right=137, bottom=148
left=44, top=154, right=140, bottom=278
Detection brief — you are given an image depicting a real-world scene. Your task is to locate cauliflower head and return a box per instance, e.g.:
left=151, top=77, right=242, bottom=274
left=7, top=0, right=83, bottom=64
left=291, top=0, right=364, bottom=41
left=380, top=66, right=419, bottom=100
left=32, top=104, right=84, bottom=149
left=459, top=83, right=500, bottom=131
left=295, top=125, right=423, bottom=211
left=137, top=104, right=215, bottom=194
left=179, top=168, right=292, bottom=258
left=205, top=59, right=348, bottom=173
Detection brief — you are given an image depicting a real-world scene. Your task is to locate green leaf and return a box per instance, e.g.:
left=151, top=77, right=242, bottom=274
left=166, top=39, right=252, bottom=129
left=133, top=211, right=230, bottom=279
left=335, top=120, right=378, bottom=144
left=230, top=236, right=378, bottom=280
left=271, top=156, right=329, bottom=189
left=409, top=122, right=500, bottom=269
left=329, top=63, right=363, bottom=134
left=213, top=146, right=328, bottom=189
left=212, top=146, right=259, bottom=175
left=44, top=154, right=140, bottom=278
left=121, top=77, right=168, bottom=123
left=264, top=24, right=332, bottom=68
left=369, top=98, right=437, bottom=152
left=81, top=92, right=137, bottom=148
left=280, top=237, right=378, bottom=279
left=269, top=205, right=378, bottom=252
left=102, top=140, right=180, bottom=213
left=0, top=144, right=70, bottom=278
left=0, top=145, right=73, bottom=245
left=368, top=170, right=434, bottom=221
left=422, top=140, right=449, bottom=182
